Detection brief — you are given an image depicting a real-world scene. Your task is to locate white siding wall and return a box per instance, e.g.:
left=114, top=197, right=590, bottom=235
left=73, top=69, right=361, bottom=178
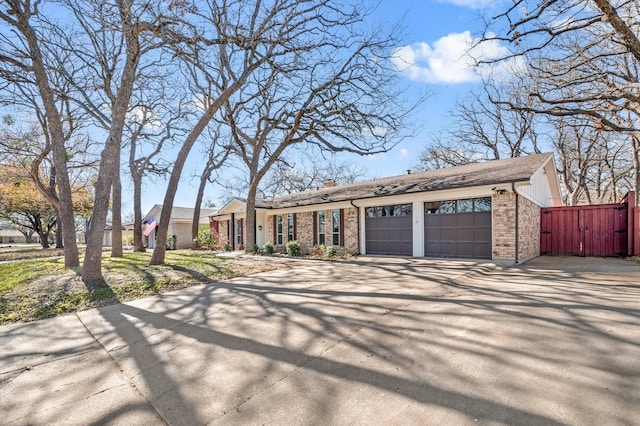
left=517, top=161, right=562, bottom=207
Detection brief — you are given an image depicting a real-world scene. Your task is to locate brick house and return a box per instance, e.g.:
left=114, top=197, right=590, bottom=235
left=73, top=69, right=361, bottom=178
left=210, top=153, right=562, bottom=264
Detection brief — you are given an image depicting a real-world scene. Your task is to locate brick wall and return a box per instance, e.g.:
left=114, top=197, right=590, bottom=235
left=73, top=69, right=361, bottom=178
left=343, top=207, right=359, bottom=254
left=217, top=220, right=230, bottom=249
left=492, top=192, right=541, bottom=264
left=296, top=211, right=314, bottom=251
left=518, top=196, right=541, bottom=262
left=265, top=207, right=359, bottom=254
left=266, top=215, right=275, bottom=247
left=492, top=193, right=516, bottom=262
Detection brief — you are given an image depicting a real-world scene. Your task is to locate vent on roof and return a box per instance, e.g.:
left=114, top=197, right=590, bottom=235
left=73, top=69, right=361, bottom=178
left=406, top=169, right=411, bottom=175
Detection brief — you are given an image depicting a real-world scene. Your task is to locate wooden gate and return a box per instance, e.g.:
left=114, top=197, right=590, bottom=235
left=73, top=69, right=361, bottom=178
left=540, top=197, right=632, bottom=257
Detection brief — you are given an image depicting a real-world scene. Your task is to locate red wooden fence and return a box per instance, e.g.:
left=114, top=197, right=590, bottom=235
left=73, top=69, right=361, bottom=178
left=633, top=206, right=640, bottom=256
left=541, top=191, right=636, bottom=257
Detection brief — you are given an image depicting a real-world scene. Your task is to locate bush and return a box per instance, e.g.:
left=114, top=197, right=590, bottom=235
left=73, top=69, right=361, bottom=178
left=308, top=245, right=325, bottom=257
left=286, top=240, right=301, bottom=256
left=194, top=226, right=215, bottom=249
left=325, top=245, right=337, bottom=257
left=251, top=244, right=260, bottom=254
left=166, top=235, right=177, bottom=250
left=223, top=243, right=232, bottom=252
left=263, top=242, right=274, bottom=254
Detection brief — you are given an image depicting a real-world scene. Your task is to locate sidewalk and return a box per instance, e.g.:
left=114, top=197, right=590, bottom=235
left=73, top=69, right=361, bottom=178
left=0, top=314, right=163, bottom=424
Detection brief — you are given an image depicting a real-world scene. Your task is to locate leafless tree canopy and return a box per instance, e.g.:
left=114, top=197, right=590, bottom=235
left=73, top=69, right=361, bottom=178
left=461, top=0, right=640, bottom=203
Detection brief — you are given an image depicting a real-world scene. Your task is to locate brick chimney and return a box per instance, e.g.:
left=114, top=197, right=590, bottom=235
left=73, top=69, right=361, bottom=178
left=323, top=180, right=337, bottom=188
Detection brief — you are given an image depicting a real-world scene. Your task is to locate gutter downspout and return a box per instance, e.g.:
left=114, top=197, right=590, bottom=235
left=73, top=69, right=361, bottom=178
left=350, top=200, right=361, bottom=254
left=512, top=182, right=519, bottom=264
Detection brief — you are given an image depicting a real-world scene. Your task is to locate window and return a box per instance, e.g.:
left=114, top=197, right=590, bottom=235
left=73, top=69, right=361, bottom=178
left=425, top=200, right=455, bottom=214
left=318, top=211, right=326, bottom=245
left=287, top=213, right=294, bottom=242
left=332, top=209, right=340, bottom=246
left=366, top=204, right=413, bottom=217
left=277, top=215, right=283, bottom=245
left=426, top=198, right=491, bottom=214
left=457, top=199, right=473, bottom=213
left=474, top=198, right=492, bottom=212
left=236, top=219, right=243, bottom=246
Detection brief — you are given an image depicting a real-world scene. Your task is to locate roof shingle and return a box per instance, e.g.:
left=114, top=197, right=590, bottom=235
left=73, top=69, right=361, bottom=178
left=261, top=153, right=553, bottom=208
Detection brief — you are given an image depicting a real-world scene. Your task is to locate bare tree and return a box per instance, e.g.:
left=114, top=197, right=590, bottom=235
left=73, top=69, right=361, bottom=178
left=260, top=154, right=367, bottom=198
left=53, top=0, right=171, bottom=282
left=0, top=1, right=81, bottom=267
left=190, top=126, right=230, bottom=249
left=125, top=103, right=175, bottom=252
left=487, top=0, right=640, bottom=201
left=219, top=4, right=413, bottom=252
left=148, top=0, right=406, bottom=264
left=416, top=79, right=541, bottom=170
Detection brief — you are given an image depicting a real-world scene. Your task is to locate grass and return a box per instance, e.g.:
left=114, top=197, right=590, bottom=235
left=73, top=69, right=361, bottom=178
left=0, top=248, right=289, bottom=325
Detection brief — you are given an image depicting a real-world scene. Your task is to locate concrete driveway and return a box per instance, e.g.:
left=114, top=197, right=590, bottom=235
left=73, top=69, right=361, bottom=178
left=1, top=256, right=639, bottom=425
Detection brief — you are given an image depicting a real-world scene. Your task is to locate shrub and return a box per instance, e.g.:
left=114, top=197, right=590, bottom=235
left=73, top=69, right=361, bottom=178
left=166, top=235, right=177, bottom=250
left=251, top=244, right=260, bottom=254
left=286, top=240, right=301, bottom=256
left=325, top=245, right=337, bottom=257
left=194, top=226, right=215, bottom=249
left=223, top=243, right=232, bottom=252
left=263, top=242, right=274, bottom=254
left=308, top=245, right=325, bottom=257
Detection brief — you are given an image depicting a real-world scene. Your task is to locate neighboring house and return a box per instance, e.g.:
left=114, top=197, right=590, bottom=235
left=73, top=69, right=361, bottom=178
left=143, top=205, right=217, bottom=249
left=101, top=223, right=137, bottom=247
left=0, top=224, right=41, bottom=244
left=210, top=153, right=563, bottom=264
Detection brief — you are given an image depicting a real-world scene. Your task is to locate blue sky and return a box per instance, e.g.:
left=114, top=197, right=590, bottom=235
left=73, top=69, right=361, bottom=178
left=134, top=0, right=515, bottom=214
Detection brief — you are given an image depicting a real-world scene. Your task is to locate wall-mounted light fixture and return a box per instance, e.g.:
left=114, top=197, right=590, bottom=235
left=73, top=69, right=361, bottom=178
left=492, top=187, right=508, bottom=195
left=258, top=225, right=262, bottom=231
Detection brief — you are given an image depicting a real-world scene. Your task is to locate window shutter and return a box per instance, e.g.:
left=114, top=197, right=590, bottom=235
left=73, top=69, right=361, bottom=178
left=313, top=212, right=318, bottom=245
left=339, top=209, right=345, bottom=247
left=272, top=215, right=277, bottom=244
left=293, top=213, right=297, bottom=240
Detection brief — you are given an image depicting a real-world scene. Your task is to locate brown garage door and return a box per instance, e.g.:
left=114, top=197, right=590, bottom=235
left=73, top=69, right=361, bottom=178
left=365, top=204, right=413, bottom=256
left=424, top=198, right=492, bottom=259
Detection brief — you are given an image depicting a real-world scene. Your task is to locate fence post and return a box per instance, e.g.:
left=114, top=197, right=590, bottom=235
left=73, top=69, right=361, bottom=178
left=627, top=191, right=640, bottom=256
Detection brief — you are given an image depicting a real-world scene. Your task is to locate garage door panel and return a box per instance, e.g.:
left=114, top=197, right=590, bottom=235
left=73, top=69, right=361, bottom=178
left=365, top=204, right=413, bottom=256
left=424, top=198, right=492, bottom=259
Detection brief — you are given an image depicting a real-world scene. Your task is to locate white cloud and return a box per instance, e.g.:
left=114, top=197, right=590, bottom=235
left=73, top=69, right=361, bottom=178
left=391, top=31, right=525, bottom=84
left=439, top=0, right=505, bottom=9
left=398, top=148, right=409, bottom=158
left=127, top=106, right=162, bottom=130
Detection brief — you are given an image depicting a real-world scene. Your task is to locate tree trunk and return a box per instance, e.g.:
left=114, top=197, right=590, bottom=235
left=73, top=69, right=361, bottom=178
left=191, top=166, right=212, bottom=249
left=38, top=230, right=50, bottom=249
left=83, top=143, right=117, bottom=281
left=111, top=163, right=123, bottom=257
left=55, top=213, right=64, bottom=248
left=132, top=173, right=145, bottom=252
left=150, top=75, right=251, bottom=265
left=82, top=3, right=141, bottom=282
left=17, top=11, right=79, bottom=267
left=244, top=184, right=258, bottom=253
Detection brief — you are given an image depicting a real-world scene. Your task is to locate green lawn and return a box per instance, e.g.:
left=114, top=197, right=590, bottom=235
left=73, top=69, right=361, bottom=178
left=0, top=249, right=285, bottom=325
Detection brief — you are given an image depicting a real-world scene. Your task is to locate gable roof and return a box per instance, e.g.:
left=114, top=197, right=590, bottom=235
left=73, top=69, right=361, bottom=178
left=262, top=153, right=555, bottom=209
left=145, top=205, right=217, bottom=222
